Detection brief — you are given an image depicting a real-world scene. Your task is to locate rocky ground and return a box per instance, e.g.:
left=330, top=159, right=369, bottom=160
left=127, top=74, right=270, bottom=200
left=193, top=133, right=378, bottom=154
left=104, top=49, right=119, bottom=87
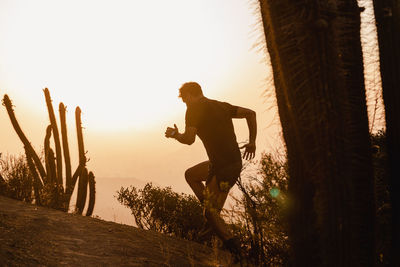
left=0, top=196, right=234, bottom=266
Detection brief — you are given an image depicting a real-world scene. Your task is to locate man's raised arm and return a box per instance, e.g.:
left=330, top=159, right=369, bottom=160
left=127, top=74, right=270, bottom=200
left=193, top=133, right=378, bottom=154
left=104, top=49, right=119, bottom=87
left=165, top=124, right=197, bottom=145
left=234, top=107, right=257, bottom=160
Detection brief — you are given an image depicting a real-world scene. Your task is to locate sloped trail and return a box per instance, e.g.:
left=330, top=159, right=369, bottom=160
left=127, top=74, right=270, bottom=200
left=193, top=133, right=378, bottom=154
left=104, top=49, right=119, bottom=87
left=0, top=196, right=233, bottom=266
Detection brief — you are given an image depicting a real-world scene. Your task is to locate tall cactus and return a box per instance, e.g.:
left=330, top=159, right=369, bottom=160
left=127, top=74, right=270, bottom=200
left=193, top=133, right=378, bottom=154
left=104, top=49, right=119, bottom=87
left=373, top=1, right=400, bottom=264
left=59, top=103, right=72, bottom=192
left=74, top=106, right=91, bottom=215
left=44, top=88, right=63, bottom=186
left=257, top=0, right=374, bottom=265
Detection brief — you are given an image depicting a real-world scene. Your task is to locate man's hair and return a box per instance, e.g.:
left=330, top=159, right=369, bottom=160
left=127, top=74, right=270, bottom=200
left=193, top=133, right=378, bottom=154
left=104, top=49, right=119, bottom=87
left=179, top=82, right=203, bottom=97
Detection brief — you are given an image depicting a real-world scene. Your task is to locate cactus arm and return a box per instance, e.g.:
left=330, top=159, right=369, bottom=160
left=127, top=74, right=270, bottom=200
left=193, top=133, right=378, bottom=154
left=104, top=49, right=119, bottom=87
left=43, top=88, right=63, bottom=186
left=65, top=165, right=83, bottom=207
left=75, top=107, right=86, bottom=166
left=47, top=148, right=57, bottom=184
left=3, top=94, right=46, bottom=182
left=86, top=171, right=96, bottom=216
left=75, top=167, right=88, bottom=215
left=70, top=165, right=82, bottom=193
left=59, top=103, right=72, bottom=191
left=44, top=125, right=52, bottom=184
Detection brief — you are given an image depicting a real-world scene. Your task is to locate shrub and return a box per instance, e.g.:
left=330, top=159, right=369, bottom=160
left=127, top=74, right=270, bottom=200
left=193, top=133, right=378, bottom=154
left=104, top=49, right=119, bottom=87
left=116, top=183, right=207, bottom=241
left=228, top=153, right=290, bottom=266
left=0, top=154, right=33, bottom=202
left=39, top=182, right=66, bottom=210
left=0, top=153, right=68, bottom=210
left=116, top=154, right=290, bottom=266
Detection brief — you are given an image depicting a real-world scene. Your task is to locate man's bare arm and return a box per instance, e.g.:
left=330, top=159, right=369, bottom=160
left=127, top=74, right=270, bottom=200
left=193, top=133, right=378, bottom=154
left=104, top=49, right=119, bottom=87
left=175, top=126, right=196, bottom=145
left=165, top=124, right=196, bottom=145
left=234, top=107, right=257, bottom=159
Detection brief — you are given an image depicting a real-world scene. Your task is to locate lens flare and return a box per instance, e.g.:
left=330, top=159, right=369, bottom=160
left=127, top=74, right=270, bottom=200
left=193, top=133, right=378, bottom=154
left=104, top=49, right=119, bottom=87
left=270, top=188, right=280, bottom=198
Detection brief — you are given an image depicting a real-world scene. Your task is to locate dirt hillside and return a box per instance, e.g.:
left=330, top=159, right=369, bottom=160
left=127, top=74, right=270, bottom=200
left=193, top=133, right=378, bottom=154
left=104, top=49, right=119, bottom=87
left=0, top=196, right=234, bottom=266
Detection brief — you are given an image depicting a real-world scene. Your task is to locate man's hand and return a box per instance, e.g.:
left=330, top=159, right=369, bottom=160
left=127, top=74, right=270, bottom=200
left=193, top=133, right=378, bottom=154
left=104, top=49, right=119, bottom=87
left=235, top=107, right=257, bottom=160
left=165, top=124, right=179, bottom=138
left=240, top=142, right=256, bottom=160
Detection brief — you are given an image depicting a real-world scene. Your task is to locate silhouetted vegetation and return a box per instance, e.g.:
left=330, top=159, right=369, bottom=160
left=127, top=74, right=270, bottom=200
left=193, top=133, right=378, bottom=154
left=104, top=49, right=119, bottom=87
left=117, top=133, right=393, bottom=266
left=1, top=90, right=95, bottom=215
left=0, top=153, right=64, bottom=209
left=117, top=153, right=290, bottom=266
left=373, top=1, right=400, bottom=264
left=117, top=183, right=207, bottom=241
left=258, top=0, right=380, bottom=265
left=0, top=154, right=33, bottom=202
left=228, top=153, right=289, bottom=266
left=0, top=1, right=397, bottom=265
left=371, top=130, right=392, bottom=265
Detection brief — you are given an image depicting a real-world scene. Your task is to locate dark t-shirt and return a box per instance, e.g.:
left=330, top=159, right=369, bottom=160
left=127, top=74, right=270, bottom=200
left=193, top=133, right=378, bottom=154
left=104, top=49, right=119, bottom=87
left=185, top=97, right=242, bottom=169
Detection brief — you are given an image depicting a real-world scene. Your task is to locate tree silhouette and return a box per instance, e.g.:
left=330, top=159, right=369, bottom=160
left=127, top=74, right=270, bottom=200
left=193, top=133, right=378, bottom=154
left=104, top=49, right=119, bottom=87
left=258, top=0, right=375, bottom=265
left=372, top=1, right=400, bottom=265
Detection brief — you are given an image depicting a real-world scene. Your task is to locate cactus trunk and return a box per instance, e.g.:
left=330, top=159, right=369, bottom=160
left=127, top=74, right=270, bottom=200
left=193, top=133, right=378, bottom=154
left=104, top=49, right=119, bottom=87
left=86, top=171, right=96, bottom=216
left=75, top=107, right=86, bottom=167
left=47, top=149, right=57, bottom=185
left=373, top=1, right=400, bottom=263
left=65, top=165, right=83, bottom=208
left=44, top=88, right=63, bottom=187
left=76, top=167, right=88, bottom=215
left=258, top=0, right=374, bottom=265
left=44, top=125, right=52, bottom=184
left=3, top=95, right=46, bottom=183
left=59, top=103, right=72, bottom=193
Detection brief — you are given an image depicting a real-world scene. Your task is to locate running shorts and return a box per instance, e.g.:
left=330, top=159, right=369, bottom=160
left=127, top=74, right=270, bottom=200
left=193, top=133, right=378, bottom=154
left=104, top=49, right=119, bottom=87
left=207, top=161, right=242, bottom=192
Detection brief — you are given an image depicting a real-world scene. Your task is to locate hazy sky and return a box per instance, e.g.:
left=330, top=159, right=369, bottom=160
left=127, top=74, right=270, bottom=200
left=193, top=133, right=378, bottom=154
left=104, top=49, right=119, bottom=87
left=0, top=0, right=283, bottom=193
left=0, top=0, right=383, bottom=194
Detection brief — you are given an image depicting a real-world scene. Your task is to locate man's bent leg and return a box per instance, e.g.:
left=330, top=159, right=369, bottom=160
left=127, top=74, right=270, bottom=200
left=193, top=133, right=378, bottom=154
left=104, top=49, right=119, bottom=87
left=204, top=175, right=232, bottom=241
left=185, top=161, right=210, bottom=203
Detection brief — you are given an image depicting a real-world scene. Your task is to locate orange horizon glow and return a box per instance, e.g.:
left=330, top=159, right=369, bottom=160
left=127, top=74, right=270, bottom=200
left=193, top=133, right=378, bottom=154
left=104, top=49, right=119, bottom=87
left=0, top=0, right=383, bottom=194
left=0, top=0, right=279, bottom=191
left=0, top=0, right=265, bottom=132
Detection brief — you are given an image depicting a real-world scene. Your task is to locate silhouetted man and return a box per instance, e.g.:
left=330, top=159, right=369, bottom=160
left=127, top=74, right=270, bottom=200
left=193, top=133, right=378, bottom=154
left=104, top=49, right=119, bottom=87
left=165, top=82, right=257, bottom=255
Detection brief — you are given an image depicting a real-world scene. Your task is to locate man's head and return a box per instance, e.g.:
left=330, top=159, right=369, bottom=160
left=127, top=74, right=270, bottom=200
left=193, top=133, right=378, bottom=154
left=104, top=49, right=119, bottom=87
left=179, top=82, right=203, bottom=105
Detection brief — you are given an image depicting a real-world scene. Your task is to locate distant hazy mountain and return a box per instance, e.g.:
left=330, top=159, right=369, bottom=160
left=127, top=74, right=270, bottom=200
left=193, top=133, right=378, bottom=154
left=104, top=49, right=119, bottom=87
left=88, top=177, right=151, bottom=226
